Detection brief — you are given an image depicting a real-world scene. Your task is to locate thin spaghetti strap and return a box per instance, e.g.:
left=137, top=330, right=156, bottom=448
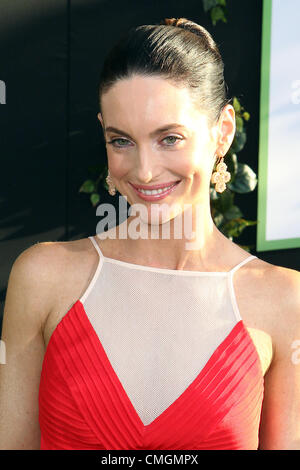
left=88, top=236, right=105, bottom=259
left=229, top=255, right=257, bottom=275
left=79, top=236, right=105, bottom=304
left=228, top=254, right=257, bottom=322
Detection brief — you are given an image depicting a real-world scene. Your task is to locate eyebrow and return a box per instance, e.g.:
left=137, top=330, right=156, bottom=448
left=104, top=124, right=187, bottom=139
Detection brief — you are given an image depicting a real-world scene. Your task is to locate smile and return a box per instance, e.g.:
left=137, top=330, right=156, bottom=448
left=129, top=180, right=181, bottom=201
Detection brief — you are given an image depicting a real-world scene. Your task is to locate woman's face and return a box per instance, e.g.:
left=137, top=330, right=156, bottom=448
left=98, top=74, right=235, bottom=225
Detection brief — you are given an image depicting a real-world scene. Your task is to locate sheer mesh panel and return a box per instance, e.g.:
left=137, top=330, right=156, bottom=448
left=82, top=238, right=246, bottom=426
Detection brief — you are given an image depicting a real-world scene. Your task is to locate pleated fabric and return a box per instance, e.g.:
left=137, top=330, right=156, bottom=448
left=39, top=300, right=264, bottom=450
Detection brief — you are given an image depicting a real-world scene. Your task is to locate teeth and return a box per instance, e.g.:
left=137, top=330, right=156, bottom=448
left=137, top=184, right=175, bottom=195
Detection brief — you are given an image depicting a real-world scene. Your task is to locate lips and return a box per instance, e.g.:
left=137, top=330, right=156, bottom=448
left=129, top=180, right=181, bottom=190
left=129, top=180, right=181, bottom=201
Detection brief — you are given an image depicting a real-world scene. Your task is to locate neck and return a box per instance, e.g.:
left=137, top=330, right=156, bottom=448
left=115, top=198, right=228, bottom=271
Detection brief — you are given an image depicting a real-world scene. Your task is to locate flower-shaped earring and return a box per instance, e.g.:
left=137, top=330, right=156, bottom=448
left=211, top=153, right=231, bottom=193
left=106, top=169, right=116, bottom=196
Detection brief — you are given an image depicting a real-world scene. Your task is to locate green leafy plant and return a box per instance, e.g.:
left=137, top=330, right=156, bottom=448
left=210, top=97, right=257, bottom=251
left=201, top=0, right=258, bottom=251
left=202, top=0, right=227, bottom=26
left=79, top=162, right=107, bottom=207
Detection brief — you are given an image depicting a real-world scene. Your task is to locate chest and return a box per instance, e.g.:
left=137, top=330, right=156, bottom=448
left=40, top=300, right=264, bottom=449
left=43, top=266, right=273, bottom=380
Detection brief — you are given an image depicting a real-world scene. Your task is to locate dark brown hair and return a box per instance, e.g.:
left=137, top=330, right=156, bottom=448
left=98, top=17, right=231, bottom=127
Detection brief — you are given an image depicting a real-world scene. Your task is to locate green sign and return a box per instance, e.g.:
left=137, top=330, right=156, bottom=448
left=257, top=0, right=300, bottom=251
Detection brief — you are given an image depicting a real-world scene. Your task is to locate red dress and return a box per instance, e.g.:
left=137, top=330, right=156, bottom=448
left=39, top=236, right=264, bottom=450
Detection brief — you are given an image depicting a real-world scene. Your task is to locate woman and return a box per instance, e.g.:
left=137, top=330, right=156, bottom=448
left=1, top=17, right=300, bottom=450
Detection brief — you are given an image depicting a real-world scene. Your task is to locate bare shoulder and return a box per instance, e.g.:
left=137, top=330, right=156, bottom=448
left=12, top=239, right=82, bottom=292
left=244, top=256, right=300, bottom=346
left=258, top=260, right=300, bottom=315
left=266, top=261, right=300, bottom=294
left=9, top=238, right=96, bottom=325
left=6, top=241, right=61, bottom=327
left=0, top=238, right=95, bottom=450
left=228, top=251, right=299, bottom=376
left=15, top=236, right=95, bottom=277
left=256, top=263, right=300, bottom=449
left=262, top=262, right=300, bottom=341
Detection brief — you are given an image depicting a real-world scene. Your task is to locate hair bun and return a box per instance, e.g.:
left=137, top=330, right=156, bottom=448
left=162, top=17, right=217, bottom=52
left=163, top=17, right=184, bottom=27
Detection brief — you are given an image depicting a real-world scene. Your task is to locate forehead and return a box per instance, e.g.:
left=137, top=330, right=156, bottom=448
left=100, top=74, right=209, bottom=130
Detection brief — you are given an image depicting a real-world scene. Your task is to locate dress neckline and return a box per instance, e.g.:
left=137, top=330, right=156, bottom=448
left=89, top=236, right=257, bottom=276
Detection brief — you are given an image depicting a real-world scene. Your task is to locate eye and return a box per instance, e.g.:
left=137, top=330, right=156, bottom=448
left=162, top=135, right=183, bottom=146
left=106, top=138, right=131, bottom=148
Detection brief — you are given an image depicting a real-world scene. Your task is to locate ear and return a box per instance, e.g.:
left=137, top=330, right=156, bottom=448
left=97, top=112, right=104, bottom=128
left=217, top=105, right=236, bottom=154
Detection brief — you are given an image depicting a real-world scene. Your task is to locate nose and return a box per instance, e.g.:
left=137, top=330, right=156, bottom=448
left=135, top=149, right=153, bottom=183
left=137, top=169, right=152, bottom=183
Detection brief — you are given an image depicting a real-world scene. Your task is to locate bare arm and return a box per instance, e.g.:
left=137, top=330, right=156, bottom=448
left=0, top=243, right=55, bottom=449
left=259, top=268, right=300, bottom=449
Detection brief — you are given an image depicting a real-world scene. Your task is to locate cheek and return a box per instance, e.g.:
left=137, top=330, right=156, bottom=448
left=175, top=150, right=210, bottom=181
left=181, top=155, right=200, bottom=175
left=107, top=154, right=130, bottom=179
